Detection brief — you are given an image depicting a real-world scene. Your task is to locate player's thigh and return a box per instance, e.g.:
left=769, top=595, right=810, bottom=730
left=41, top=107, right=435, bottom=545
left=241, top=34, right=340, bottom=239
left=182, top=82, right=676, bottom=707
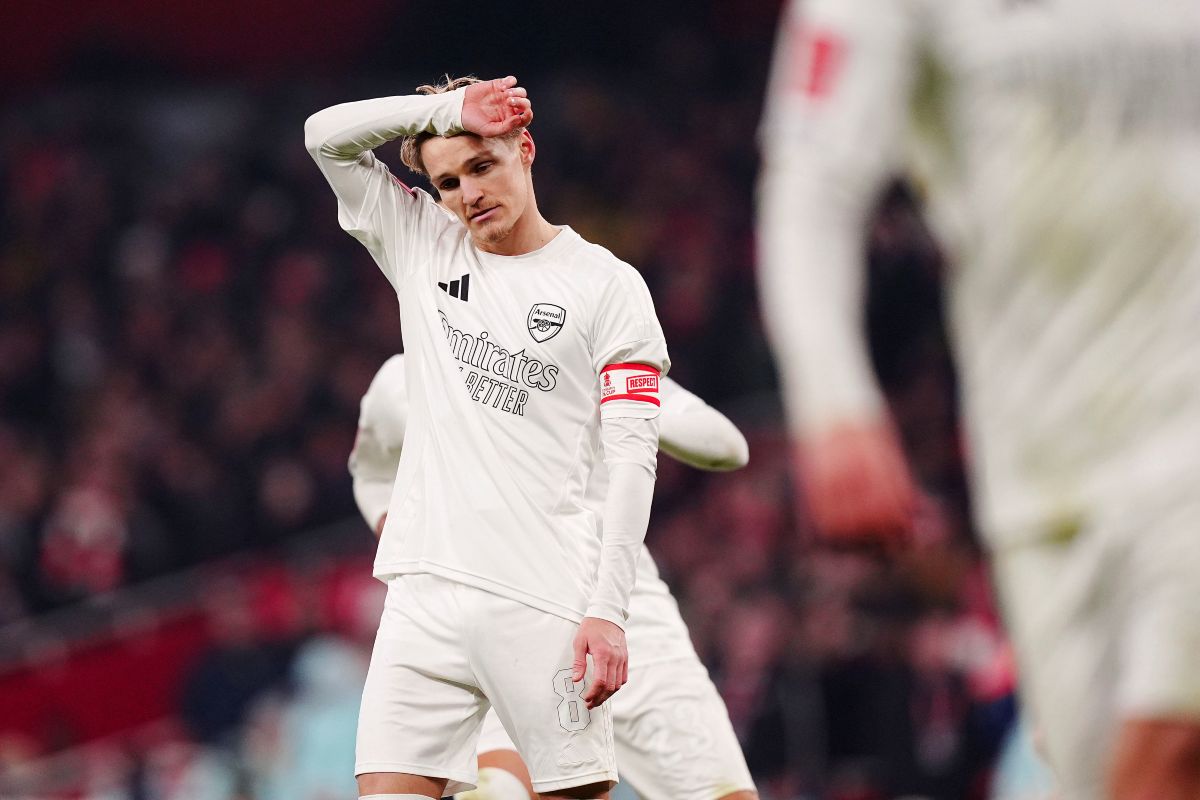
left=467, top=595, right=617, bottom=796
left=610, top=659, right=756, bottom=800
left=358, top=771, right=448, bottom=798
left=992, top=529, right=1121, bottom=799
left=356, top=574, right=488, bottom=794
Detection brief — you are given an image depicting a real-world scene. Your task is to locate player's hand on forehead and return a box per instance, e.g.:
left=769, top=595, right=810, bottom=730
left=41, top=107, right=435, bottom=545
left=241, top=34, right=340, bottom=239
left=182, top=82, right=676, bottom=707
left=462, top=76, right=533, bottom=138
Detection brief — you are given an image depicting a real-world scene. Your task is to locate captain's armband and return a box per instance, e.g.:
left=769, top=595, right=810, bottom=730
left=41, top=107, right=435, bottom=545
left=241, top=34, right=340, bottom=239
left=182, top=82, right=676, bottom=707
left=599, top=362, right=661, bottom=418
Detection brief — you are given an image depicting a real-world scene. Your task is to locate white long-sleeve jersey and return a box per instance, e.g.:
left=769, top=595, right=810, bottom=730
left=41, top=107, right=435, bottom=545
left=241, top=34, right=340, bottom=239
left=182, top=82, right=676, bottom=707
left=759, top=0, right=1200, bottom=545
left=307, top=90, right=670, bottom=623
left=350, top=355, right=749, bottom=666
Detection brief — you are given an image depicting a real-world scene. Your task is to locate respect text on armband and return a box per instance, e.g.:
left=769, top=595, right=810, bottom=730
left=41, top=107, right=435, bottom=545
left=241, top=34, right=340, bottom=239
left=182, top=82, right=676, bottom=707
left=440, top=312, right=559, bottom=417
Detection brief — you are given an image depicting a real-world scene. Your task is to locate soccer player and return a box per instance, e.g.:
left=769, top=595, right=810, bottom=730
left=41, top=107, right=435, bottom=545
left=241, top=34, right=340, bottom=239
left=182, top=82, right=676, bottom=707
left=350, top=354, right=758, bottom=800
left=306, top=76, right=670, bottom=800
left=757, top=2, right=1200, bottom=799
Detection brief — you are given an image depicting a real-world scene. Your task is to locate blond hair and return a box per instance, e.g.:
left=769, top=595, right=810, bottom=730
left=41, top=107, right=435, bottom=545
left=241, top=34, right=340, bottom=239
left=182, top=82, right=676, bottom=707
left=399, top=75, right=526, bottom=177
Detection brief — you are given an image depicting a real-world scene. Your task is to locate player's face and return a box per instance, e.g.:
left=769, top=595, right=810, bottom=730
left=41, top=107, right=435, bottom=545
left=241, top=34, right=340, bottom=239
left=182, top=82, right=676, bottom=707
left=424, top=132, right=533, bottom=246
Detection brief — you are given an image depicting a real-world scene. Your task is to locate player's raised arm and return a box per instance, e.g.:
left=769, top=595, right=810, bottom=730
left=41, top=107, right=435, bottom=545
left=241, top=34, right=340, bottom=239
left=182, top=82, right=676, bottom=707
left=304, top=76, right=531, bottom=204
left=303, top=77, right=532, bottom=282
left=304, top=90, right=461, bottom=228
left=757, top=0, right=921, bottom=542
left=657, top=378, right=749, bottom=471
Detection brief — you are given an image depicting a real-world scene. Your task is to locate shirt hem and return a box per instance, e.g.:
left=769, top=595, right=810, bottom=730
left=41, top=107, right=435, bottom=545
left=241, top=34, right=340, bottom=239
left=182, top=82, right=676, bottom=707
left=373, top=559, right=586, bottom=623
left=626, top=653, right=701, bottom=671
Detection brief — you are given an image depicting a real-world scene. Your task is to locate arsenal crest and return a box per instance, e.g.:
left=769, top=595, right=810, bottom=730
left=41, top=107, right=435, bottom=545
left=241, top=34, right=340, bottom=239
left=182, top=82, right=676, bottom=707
left=527, top=303, right=566, bottom=343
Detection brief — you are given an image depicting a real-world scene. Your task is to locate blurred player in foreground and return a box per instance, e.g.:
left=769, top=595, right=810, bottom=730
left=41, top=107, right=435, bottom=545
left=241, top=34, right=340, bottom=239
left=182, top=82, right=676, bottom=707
left=350, top=354, right=757, bottom=800
left=307, top=75, right=669, bottom=799
left=758, top=2, right=1200, bottom=798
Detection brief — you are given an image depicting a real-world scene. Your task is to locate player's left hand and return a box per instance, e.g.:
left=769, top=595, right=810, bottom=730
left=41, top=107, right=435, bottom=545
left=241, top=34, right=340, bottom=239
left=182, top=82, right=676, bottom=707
left=572, top=617, right=628, bottom=709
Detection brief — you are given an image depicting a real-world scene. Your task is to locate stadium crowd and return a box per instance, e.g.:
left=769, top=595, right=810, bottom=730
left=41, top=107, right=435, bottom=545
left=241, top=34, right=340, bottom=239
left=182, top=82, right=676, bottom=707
left=2, top=24, right=1018, bottom=800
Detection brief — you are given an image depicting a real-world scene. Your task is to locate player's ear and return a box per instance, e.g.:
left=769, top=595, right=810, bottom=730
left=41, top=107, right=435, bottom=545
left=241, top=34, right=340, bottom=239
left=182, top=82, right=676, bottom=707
left=518, top=130, right=535, bottom=168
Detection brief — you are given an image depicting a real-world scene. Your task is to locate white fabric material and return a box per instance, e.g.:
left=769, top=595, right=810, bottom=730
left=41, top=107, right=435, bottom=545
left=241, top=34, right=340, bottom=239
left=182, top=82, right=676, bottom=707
left=350, top=354, right=409, bottom=531
left=585, top=378, right=747, bottom=665
left=305, top=90, right=467, bottom=242
left=352, top=358, right=755, bottom=795
left=476, top=710, right=518, bottom=756
left=586, top=418, right=658, bottom=626
left=758, top=0, right=1200, bottom=546
left=357, top=574, right=616, bottom=795
left=350, top=358, right=738, bottom=667
left=655, top=378, right=749, bottom=471
left=308, top=93, right=669, bottom=622
left=611, top=660, right=756, bottom=800
left=993, top=496, right=1200, bottom=800
left=472, top=660, right=756, bottom=800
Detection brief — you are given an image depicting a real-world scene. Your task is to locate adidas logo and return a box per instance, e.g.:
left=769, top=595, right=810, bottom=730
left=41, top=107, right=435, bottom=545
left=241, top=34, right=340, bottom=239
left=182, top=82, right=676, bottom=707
left=437, top=273, right=470, bottom=302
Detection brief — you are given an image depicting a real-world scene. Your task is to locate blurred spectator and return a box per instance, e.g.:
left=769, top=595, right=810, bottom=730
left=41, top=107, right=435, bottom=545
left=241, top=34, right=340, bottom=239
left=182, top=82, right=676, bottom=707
left=243, top=636, right=368, bottom=800
left=178, top=571, right=302, bottom=748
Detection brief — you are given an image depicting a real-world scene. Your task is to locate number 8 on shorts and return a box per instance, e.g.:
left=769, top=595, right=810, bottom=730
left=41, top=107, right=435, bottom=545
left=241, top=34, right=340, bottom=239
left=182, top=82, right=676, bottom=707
left=553, top=668, right=591, bottom=731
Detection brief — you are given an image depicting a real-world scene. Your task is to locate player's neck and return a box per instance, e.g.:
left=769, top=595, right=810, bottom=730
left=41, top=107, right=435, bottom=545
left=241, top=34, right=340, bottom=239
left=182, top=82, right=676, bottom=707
left=474, top=201, right=559, bottom=257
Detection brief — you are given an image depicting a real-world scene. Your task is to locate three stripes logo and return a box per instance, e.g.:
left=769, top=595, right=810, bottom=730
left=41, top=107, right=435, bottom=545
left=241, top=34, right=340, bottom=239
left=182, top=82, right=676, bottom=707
left=437, top=273, right=470, bottom=302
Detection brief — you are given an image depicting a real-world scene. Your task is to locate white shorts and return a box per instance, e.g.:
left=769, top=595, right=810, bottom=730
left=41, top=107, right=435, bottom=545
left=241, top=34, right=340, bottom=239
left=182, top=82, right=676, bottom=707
left=478, top=708, right=520, bottom=755
left=610, top=658, right=755, bottom=800
left=993, top=498, right=1200, bottom=799
left=356, top=574, right=617, bottom=794
left=476, top=659, right=754, bottom=800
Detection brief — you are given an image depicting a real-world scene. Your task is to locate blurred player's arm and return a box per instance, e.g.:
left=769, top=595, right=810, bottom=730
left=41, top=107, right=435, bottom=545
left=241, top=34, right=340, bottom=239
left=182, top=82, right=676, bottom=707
left=657, top=377, right=749, bottom=471
left=348, top=426, right=399, bottom=539
left=757, top=0, right=921, bottom=540
left=347, top=357, right=409, bottom=538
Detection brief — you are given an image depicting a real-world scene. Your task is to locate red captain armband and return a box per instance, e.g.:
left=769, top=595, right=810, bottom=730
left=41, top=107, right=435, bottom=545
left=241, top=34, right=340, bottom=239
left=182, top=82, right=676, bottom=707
left=600, top=363, right=661, bottom=407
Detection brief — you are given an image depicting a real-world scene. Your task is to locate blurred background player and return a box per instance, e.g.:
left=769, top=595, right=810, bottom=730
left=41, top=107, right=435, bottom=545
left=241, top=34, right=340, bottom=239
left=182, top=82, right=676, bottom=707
left=757, top=1, right=1200, bottom=798
left=350, top=353, right=757, bottom=800
left=306, top=76, right=669, bottom=799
